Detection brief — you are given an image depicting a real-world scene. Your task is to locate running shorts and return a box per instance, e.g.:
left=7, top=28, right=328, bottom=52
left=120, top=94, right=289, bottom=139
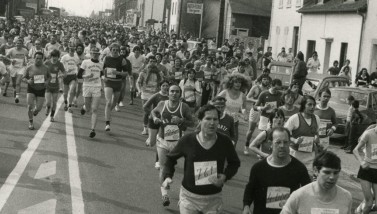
left=357, top=166, right=377, bottom=183
left=148, top=117, right=161, bottom=129
left=83, top=86, right=101, bottom=98
left=27, top=86, right=45, bottom=97
left=9, top=65, right=25, bottom=77
left=104, top=80, right=122, bottom=92
left=46, top=86, right=59, bottom=93
left=178, top=186, right=222, bottom=213
left=63, top=74, right=77, bottom=85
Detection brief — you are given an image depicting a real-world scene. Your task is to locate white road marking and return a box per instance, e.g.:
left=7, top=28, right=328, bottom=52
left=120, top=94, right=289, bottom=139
left=65, top=111, right=85, bottom=213
left=17, top=199, right=56, bottom=214
left=0, top=96, right=64, bottom=212
left=34, top=161, right=56, bottom=180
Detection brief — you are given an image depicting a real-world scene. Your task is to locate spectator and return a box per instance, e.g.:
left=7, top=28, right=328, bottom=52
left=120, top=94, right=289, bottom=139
left=277, top=47, right=288, bottom=62
left=292, top=51, right=308, bottom=92
left=327, top=60, right=340, bottom=75
left=355, top=68, right=370, bottom=87
left=306, top=51, right=320, bottom=73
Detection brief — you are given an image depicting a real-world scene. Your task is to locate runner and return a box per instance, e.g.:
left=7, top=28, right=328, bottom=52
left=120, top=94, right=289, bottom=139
left=279, top=89, right=300, bottom=121
left=143, top=80, right=170, bottom=169
left=103, top=43, right=133, bottom=131
left=314, top=88, right=337, bottom=150
left=150, top=85, right=194, bottom=206
left=23, top=51, right=51, bottom=129
left=248, top=109, right=285, bottom=159
left=6, top=38, right=28, bottom=103
left=179, top=68, right=201, bottom=112
left=284, top=95, right=321, bottom=177
left=218, top=74, right=248, bottom=146
left=127, top=46, right=145, bottom=105
left=200, top=57, right=218, bottom=105
left=61, top=43, right=80, bottom=113
left=243, top=127, right=310, bottom=214
left=161, top=104, right=240, bottom=212
left=78, top=47, right=103, bottom=138
left=137, top=58, right=163, bottom=135
left=44, top=49, right=66, bottom=122
left=245, top=74, right=270, bottom=154
left=116, top=45, right=132, bottom=110
left=281, top=151, right=352, bottom=214
left=73, top=43, right=86, bottom=107
left=211, top=96, right=236, bottom=144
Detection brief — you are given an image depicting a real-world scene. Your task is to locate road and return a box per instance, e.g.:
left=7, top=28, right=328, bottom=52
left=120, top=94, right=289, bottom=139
left=0, top=85, right=367, bottom=214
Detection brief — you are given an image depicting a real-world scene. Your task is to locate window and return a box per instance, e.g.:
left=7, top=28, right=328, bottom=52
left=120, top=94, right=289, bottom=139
left=287, top=0, right=292, bottom=8
left=279, top=0, right=283, bottom=8
left=284, top=27, right=289, bottom=35
left=276, top=26, right=281, bottom=35
left=172, top=2, right=174, bottom=15
left=236, top=28, right=249, bottom=37
left=296, top=0, right=302, bottom=7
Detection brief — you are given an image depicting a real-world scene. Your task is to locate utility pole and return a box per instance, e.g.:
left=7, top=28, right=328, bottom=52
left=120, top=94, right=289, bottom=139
left=177, top=0, right=184, bottom=38
left=217, top=0, right=225, bottom=48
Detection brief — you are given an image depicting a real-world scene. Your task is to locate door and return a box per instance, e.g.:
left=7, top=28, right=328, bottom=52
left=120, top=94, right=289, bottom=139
left=371, top=45, right=377, bottom=74
left=339, top=43, right=348, bottom=68
left=323, top=41, right=332, bottom=73
left=306, top=40, right=316, bottom=62
left=292, top=27, right=299, bottom=56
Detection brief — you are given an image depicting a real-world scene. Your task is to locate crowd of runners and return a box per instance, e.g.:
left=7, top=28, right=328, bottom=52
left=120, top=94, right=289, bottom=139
left=1, top=16, right=377, bottom=214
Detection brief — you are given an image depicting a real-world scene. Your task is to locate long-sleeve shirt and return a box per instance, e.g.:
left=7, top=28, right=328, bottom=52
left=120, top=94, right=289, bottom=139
left=162, top=132, right=240, bottom=195
left=292, top=61, right=307, bottom=79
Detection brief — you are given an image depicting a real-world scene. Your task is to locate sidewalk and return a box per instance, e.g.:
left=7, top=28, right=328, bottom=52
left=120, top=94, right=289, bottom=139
left=328, top=144, right=360, bottom=179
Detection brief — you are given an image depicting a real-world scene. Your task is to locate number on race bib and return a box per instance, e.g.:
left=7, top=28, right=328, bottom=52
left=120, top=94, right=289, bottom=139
left=33, top=75, right=45, bottom=84
left=298, top=136, right=314, bottom=153
left=194, top=161, right=217, bottom=186
left=265, top=101, right=277, bottom=113
left=175, top=72, right=182, bottom=80
left=371, top=144, right=377, bottom=160
left=310, top=208, right=339, bottom=214
left=266, top=187, right=290, bottom=209
left=106, top=68, right=116, bottom=78
left=164, top=124, right=180, bottom=141
left=50, top=73, right=57, bottom=83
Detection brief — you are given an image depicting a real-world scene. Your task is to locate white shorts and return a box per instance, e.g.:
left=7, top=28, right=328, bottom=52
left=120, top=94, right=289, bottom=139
left=249, top=108, right=260, bottom=123
left=258, top=115, right=269, bottom=131
left=9, top=65, right=25, bottom=77
left=157, top=136, right=178, bottom=151
left=83, top=86, right=101, bottom=98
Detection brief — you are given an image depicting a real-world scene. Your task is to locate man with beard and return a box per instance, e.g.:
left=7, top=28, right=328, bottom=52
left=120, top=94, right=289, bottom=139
left=281, top=151, right=352, bottom=214
left=73, top=43, right=87, bottom=108
left=45, top=34, right=61, bottom=59
left=243, top=127, right=310, bottom=214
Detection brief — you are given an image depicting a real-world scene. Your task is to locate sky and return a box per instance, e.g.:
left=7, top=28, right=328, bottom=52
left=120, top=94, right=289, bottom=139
left=47, top=0, right=113, bottom=17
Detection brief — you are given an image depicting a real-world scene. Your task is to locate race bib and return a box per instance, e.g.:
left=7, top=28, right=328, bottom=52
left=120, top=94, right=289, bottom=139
left=265, top=101, right=277, bottom=113
left=298, top=136, right=314, bottom=153
left=67, top=62, right=76, bottom=73
left=106, top=68, right=116, bottom=78
left=311, top=208, right=339, bottom=214
left=184, top=87, right=195, bottom=101
left=164, top=124, right=180, bottom=141
left=266, top=187, right=290, bottom=209
left=175, top=71, right=182, bottom=80
left=371, top=144, right=377, bottom=160
left=50, top=73, right=57, bottom=83
left=194, top=161, right=217, bottom=186
left=33, top=75, right=45, bottom=84
left=204, top=71, right=212, bottom=80
left=319, top=120, right=330, bottom=136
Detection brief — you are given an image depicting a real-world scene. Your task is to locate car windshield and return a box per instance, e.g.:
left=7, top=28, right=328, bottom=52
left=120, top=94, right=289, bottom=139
left=329, top=89, right=368, bottom=107
left=270, top=65, right=292, bottom=74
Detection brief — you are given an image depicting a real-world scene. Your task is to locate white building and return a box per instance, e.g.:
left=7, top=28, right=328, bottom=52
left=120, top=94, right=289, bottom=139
left=266, top=0, right=303, bottom=59
left=138, top=0, right=169, bottom=30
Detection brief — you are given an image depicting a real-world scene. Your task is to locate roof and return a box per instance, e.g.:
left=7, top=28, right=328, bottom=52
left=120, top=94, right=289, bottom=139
left=229, top=0, right=272, bottom=17
left=298, top=0, right=368, bottom=14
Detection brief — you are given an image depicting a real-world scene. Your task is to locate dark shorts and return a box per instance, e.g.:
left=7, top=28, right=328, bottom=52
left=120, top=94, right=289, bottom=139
left=148, top=117, right=161, bottom=129
left=104, top=80, right=123, bottom=92
left=357, top=166, right=377, bottom=183
left=183, top=100, right=196, bottom=108
left=27, top=86, right=45, bottom=97
left=63, top=75, right=77, bottom=85
left=46, top=87, right=59, bottom=93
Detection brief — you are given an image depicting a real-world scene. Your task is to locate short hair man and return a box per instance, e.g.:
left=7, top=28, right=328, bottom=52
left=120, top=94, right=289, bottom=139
left=281, top=151, right=352, bottom=214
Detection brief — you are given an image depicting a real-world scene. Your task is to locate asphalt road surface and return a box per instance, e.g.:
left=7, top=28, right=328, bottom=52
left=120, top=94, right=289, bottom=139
left=0, top=85, right=366, bottom=214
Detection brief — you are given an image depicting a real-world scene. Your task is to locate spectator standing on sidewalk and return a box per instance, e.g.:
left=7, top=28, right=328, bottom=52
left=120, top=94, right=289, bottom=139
left=307, top=51, right=320, bottom=74
left=292, top=51, right=307, bottom=93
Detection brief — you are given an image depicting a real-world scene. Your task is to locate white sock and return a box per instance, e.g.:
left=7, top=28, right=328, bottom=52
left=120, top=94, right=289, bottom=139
left=160, top=186, right=168, bottom=196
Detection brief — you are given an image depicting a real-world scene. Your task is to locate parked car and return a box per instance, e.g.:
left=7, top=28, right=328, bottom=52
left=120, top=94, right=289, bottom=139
left=327, top=87, right=377, bottom=138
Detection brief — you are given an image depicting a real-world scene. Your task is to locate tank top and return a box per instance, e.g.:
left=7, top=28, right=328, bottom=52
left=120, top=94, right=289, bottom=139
left=224, top=90, right=243, bottom=122
left=159, top=100, right=183, bottom=140
left=292, top=113, right=318, bottom=153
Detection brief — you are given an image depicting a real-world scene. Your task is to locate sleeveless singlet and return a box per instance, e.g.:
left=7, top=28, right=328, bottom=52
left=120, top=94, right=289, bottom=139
left=224, top=90, right=243, bottom=122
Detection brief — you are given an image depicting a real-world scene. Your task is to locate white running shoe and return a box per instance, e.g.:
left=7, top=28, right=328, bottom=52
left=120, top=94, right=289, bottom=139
left=105, top=124, right=110, bottom=131
left=119, top=101, right=124, bottom=107
left=155, top=162, right=160, bottom=170
left=115, top=105, right=120, bottom=112
left=243, top=146, right=249, bottom=155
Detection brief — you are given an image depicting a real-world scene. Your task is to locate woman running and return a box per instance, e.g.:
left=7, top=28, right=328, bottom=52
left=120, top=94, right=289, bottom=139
left=170, top=58, right=185, bottom=85
left=179, top=68, right=201, bottom=111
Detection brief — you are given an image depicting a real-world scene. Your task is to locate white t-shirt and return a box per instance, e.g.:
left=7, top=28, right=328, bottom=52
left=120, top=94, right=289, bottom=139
left=61, top=54, right=80, bottom=75
left=179, top=79, right=201, bottom=102
left=281, top=183, right=352, bottom=214
left=127, top=53, right=146, bottom=74
left=80, top=59, right=103, bottom=87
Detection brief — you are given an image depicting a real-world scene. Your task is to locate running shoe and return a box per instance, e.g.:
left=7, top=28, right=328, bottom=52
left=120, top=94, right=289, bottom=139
left=115, top=105, right=120, bottom=112
left=119, top=101, right=124, bottom=107
left=162, top=195, right=170, bottom=207
left=243, top=146, right=249, bottom=155
left=50, top=117, right=54, bottom=122
left=80, top=107, right=86, bottom=115
left=141, top=128, right=148, bottom=135
left=68, top=107, right=73, bottom=113
left=2, top=92, right=6, bottom=96
left=28, top=123, right=34, bottom=130
left=89, top=130, right=96, bottom=138
left=64, top=105, right=68, bottom=111
left=33, top=109, right=39, bottom=116
left=145, top=138, right=150, bottom=146
left=129, top=101, right=134, bottom=105
left=155, top=162, right=160, bottom=170
left=15, top=97, right=19, bottom=103
left=59, top=89, right=63, bottom=93
left=105, top=124, right=110, bottom=131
